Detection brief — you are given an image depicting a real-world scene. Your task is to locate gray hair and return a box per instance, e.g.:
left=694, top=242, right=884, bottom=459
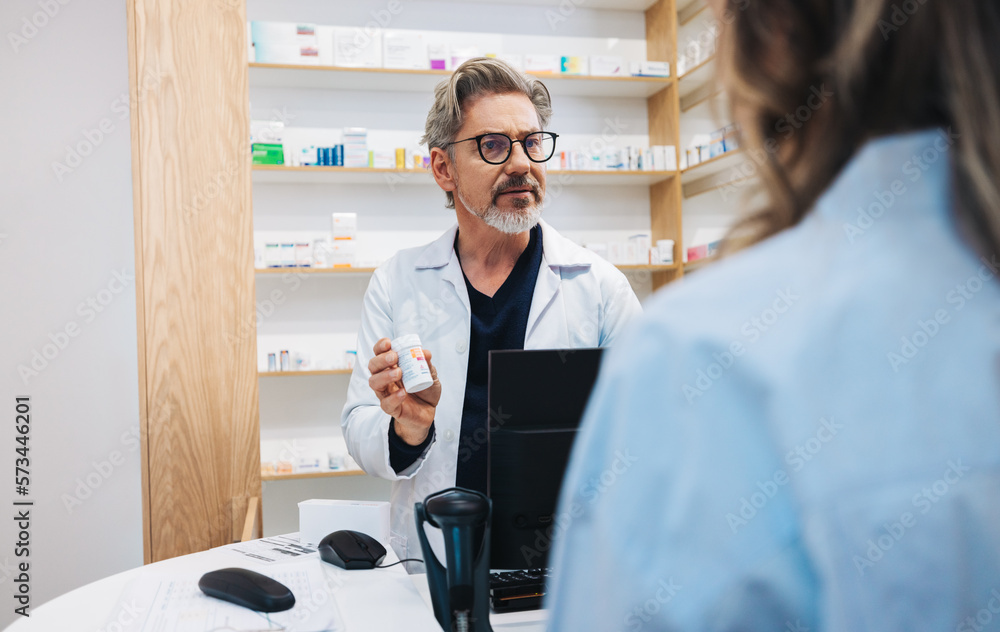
left=421, top=57, right=553, bottom=208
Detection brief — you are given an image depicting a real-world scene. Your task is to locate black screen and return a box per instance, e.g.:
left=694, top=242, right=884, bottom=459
left=487, top=348, right=603, bottom=570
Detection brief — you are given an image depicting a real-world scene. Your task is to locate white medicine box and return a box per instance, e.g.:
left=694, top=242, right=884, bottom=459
left=298, top=499, right=391, bottom=546
left=331, top=212, right=357, bottom=240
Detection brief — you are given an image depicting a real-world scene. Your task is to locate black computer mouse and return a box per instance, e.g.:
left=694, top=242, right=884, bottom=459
left=318, top=529, right=387, bottom=570
left=198, top=567, right=295, bottom=612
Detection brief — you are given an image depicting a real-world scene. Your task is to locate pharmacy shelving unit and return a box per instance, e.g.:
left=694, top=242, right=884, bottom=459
left=247, top=0, right=701, bottom=516
left=674, top=0, right=749, bottom=265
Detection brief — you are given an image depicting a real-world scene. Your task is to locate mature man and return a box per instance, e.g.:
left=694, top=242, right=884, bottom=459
left=341, top=57, right=642, bottom=562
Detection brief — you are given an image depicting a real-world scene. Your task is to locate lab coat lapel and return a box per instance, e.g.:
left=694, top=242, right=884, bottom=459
left=526, top=220, right=587, bottom=345
left=415, top=223, right=471, bottom=317
left=525, top=257, right=562, bottom=343
left=440, top=252, right=471, bottom=317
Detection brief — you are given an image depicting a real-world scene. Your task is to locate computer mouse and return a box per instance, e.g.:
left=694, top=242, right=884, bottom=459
left=318, top=529, right=387, bottom=570
left=198, top=567, right=295, bottom=612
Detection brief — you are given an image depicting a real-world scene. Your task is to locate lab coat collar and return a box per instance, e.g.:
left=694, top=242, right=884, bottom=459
left=411, top=218, right=592, bottom=337
left=412, top=218, right=592, bottom=270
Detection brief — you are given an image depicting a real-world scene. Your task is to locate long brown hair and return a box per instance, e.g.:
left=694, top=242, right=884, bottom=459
left=717, top=0, right=1000, bottom=254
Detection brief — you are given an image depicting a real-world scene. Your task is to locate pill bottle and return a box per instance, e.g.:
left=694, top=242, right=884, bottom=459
left=391, top=334, right=434, bottom=393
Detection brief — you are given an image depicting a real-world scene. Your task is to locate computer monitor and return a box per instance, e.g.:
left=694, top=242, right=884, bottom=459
left=486, top=348, right=604, bottom=570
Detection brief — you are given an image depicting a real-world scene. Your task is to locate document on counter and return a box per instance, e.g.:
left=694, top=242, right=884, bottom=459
left=225, top=533, right=318, bottom=564
left=109, top=563, right=343, bottom=632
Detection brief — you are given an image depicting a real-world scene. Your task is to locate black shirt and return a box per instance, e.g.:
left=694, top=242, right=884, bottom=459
left=387, top=225, right=543, bottom=489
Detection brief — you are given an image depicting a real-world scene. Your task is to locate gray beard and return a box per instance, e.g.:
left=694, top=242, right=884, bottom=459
left=456, top=184, right=543, bottom=235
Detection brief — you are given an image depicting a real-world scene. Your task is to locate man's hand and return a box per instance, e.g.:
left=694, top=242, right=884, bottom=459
left=368, top=337, right=442, bottom=446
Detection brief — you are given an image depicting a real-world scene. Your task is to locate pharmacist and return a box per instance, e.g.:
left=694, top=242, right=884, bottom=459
left=341, top=57, right=642, bottom=562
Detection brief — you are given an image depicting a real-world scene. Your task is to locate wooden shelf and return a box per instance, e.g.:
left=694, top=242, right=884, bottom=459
left=681, top=84, right=724, bottom=113
left=618, top=264, right=680, bottom=271
left=678, top=55, right=716, bottom=104
left=681, top=150, right=746, bottom=198
left=253, top=165, right=429, bottom=185
left=681, top=149, right=743, bottom=178
left=252, top=164, right=677, bottom=186
left=683, top=256, right=717, bottom=270
left=261, top=469, right=366, bottom=482
left=544, top=170, right=677, bottom=186
left=678, top=0, right=709, bottom=25
left=256, top=266, right=377, bottom=275
left=258, top=369, right=352, bottom=377
left=249, top=63, right=673, bottom=99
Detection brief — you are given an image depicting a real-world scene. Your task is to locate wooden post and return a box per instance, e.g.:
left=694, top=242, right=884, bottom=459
left=127, top=0, right=261, bottom=563
left=646, top=0, right=685, bottom=289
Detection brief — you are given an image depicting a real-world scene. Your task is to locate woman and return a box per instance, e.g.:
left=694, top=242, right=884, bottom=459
left=546, top=1, right=1000, bottom=629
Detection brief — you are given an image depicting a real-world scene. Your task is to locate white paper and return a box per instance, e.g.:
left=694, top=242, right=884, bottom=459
left=110, top=564, right=343, bottom=632
left=226, top=533, right=318, bottom=565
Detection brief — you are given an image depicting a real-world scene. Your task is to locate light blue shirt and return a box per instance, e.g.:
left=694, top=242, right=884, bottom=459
left=545, top=130, right=1000, bottom=631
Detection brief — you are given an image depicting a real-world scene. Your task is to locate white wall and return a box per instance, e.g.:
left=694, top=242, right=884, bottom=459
left=0, top=0, right=142, bottom=626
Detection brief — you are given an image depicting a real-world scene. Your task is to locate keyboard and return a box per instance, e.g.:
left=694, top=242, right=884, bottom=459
left=489, top=568, right=551, bottom=612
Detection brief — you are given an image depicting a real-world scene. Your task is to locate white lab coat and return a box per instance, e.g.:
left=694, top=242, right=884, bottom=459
left=341, top=219, right=642, bottom=562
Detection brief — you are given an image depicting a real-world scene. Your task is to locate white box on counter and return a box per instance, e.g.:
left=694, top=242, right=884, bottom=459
left=298, top=499, right=391, bottom=546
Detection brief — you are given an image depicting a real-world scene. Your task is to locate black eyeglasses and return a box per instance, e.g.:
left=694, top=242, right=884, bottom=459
left=444, top=131, right=559, bottom=165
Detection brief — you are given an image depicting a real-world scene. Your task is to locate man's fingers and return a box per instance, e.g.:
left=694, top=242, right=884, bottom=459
left=369, top=367, right=402, bottom=393
left=379, top=393, right=401, bottom=418
left=368, top=346, right=398, bottom=375
left=423, top=349, right=439, bottom=380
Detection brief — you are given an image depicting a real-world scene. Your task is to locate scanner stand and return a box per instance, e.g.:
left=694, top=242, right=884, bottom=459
left=415, top=488, right=494, bottom=632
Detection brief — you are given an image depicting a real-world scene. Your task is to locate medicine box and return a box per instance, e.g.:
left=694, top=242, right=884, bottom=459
left=524, top=54, right=561, bottom=74
left=496, top=53, right=524, bottom=71
left=331, top=212, right=357, bottom=240
left=630, top=60, right=671, bottom=77
left=298, top=499, right=390, bottom=546
left=250, top=120, right=284, bottom=144
left=589, top=55, right=624, bottom=76
left=252, top=143, right=284, bottom=165
left=560, top=56, right=587, bottom=75
left=382, top=31, right=427, bottom=70
left=251, top=22, right=319, bottom=65
left=332, top=27, right=382, bottom=68
left=330, top=239, right=356, bottom=267
left=427, top=42, right=450, bottom=70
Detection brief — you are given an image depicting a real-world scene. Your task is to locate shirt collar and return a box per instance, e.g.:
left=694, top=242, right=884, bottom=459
left=413, top=218, right=592, bottom=270
left=814, top=128, right=954, bottom=224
